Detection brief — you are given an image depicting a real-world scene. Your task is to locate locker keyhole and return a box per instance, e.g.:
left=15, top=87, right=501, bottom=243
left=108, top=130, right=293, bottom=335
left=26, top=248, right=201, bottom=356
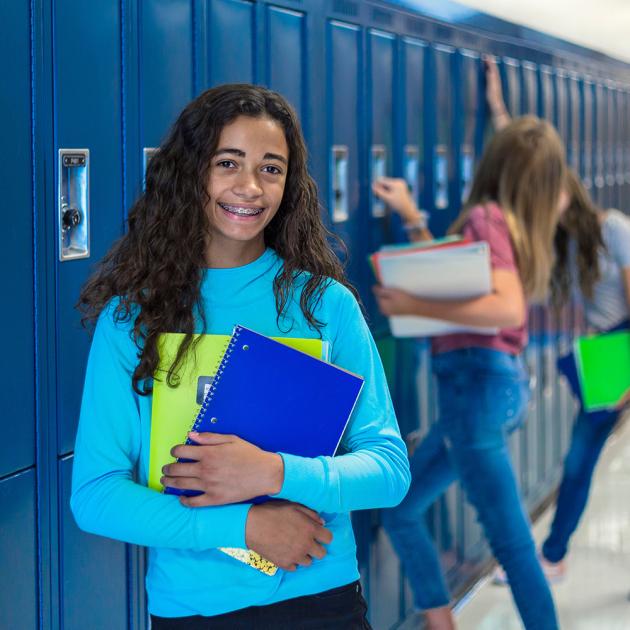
left=62, top=207, right=82, bottom=232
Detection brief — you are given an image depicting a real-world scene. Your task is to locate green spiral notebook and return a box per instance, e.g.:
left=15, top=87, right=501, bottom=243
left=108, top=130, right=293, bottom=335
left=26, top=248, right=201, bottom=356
left=574, top=330, right=630, bottom=411
left=149, top=331, right=327, bottom=576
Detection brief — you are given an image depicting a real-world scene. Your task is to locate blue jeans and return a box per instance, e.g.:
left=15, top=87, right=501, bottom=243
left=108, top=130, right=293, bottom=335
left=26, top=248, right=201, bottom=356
left=382, top=348, right=558, bottom=630
left=542, top=407, right=619, bottom=563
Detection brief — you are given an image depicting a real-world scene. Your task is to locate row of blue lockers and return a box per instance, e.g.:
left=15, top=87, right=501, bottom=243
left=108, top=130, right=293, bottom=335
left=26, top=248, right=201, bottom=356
left=1, top=1, right=629, bottom=628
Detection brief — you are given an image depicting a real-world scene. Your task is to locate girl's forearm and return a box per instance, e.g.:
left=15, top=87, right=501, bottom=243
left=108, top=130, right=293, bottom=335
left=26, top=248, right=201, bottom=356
left=408, top=293, right=525, bottom=329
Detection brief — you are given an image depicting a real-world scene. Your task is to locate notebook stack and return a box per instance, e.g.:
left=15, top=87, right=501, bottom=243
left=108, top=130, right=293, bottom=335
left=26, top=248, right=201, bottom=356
left=370, top=237, right=496, bottom=337
left=149, top=326, right=364, bottom=575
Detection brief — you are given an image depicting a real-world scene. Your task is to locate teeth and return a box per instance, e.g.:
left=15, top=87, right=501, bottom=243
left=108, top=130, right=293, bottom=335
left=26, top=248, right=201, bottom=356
left=220, top=203, right=264, bottom=216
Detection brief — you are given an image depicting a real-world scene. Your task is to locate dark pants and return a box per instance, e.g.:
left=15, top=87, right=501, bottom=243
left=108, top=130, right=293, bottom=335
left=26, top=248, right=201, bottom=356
left=150, top=581, right=372, bottom=630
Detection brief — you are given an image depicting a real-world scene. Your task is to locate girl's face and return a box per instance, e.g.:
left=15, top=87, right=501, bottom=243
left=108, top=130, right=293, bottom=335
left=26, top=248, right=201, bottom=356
left=204, top=115, right=288, bottom=266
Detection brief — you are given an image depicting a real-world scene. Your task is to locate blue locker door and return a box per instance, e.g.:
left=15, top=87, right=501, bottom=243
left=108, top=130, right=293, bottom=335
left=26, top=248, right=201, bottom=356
left=139, top=0, right=195, bottom=150
left=605, top=83, right=617, bottom=208
left=59, top=457, right=128, bottom=630
left=555, top=70, right=569, bottom=151
left=0, top=470, right=38, bottom=629
left=53, top=2, right=130, bottom=625
left=208, top=0, right=255, bottom=85
left=614, top=87, right=625, bottom=210
left=326, top=20, right=364, bottom=290
left=456, top=50, right=480, bottom=205
left=428, top=44, right=455, bottom=236
left=368, top=29, right=395, bottom=252
left=568, top=73, right=582, bottom=174
left=522, top=61, right=538, bottom=114
left=501, top=57, right=522, bottom=116
left=55, top=0, right=125, bottom=455
left=402, top=37, right=426, bottom=213
left=0, top=0, right=35, bottom=476
left=538, top=65, right=554, bottom=122
left=366, top=28, right=396, bottom=337
left=401, top=37, right=431, bottom=436
left=594, top=82, right=606, bottom=206
left=266, top=5, right=306, bottom=123
left=581, top=78, right=595, bottom=192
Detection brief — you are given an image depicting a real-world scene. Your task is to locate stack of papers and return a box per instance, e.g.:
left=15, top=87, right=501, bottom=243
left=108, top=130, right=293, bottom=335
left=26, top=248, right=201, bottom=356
left=371, top=238, right=497, bottom=337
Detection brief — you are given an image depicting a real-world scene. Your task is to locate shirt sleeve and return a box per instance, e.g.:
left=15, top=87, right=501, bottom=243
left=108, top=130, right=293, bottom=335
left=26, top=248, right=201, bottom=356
left=606, top=211, right=630, bottom=270
left=70, top=303, right=251, bottom=550
left=273, top=286, right=411, bottom=513
left=464, top=206, right=517, bottom=271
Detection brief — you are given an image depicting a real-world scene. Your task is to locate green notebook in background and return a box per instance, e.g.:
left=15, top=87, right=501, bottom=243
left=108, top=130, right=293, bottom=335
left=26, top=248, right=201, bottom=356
left=574, top=330, right=630, bottom=411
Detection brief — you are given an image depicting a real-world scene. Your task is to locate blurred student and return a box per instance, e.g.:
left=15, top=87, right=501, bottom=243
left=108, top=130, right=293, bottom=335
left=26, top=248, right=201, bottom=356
left=486, top=56, right=630, bottom=584
left=372, top=116, right=568, bottom=630
left=71, top=84, right=410, bottom=629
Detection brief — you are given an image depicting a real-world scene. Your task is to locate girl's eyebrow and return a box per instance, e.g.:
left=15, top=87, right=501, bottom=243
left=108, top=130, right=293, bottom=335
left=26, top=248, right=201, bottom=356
left=215, top=147, right=288, bottom=165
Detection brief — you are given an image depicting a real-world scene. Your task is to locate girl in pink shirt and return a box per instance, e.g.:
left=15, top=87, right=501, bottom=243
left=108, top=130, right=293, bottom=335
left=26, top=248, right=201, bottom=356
left=373, top=116, right=568, bottom=630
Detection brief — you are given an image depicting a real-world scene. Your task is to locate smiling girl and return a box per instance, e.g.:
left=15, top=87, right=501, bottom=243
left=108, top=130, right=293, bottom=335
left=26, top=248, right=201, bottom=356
left=71, top=84, right=410, bottom=629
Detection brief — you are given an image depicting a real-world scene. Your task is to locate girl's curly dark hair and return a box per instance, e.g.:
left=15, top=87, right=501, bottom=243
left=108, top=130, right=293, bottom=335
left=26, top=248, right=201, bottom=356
left=78, top=84, right=356, bottom=395
left=551, top=169, right=604, bottom=307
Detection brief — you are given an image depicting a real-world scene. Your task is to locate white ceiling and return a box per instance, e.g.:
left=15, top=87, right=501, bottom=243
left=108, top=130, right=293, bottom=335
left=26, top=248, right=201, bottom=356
left=453, top=0, right=630, bottom=63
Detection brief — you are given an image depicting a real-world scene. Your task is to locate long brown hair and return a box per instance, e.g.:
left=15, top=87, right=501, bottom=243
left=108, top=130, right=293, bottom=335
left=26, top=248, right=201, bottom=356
left=450, top=115, right=566, bottom=300
left=551, top=169, right=603, bottom=305
left=78, top=84, right=355, bottom=395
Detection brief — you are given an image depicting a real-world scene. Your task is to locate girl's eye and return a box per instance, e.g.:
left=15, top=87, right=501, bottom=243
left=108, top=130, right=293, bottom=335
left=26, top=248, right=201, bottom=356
left=263, top=165, right=282, bottom=175
left=216, top=160, right=236, bottom=169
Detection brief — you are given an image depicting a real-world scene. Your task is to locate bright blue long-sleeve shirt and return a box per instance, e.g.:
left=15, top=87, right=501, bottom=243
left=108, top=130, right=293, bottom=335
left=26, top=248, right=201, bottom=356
left=71, top=248, right=410, bottom=617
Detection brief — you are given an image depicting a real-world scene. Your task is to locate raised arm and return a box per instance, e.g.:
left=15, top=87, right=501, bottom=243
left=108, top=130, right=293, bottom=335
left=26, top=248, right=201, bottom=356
left=484, top=56, right=511, bottom=131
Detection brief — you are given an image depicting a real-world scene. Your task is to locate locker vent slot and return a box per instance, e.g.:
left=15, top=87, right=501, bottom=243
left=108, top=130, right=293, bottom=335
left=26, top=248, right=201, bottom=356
left=333, top=0, right=358, bottom=17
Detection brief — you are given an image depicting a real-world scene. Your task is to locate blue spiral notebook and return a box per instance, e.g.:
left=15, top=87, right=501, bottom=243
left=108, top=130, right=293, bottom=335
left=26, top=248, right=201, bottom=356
left=165, top=325, right=364, bottom=498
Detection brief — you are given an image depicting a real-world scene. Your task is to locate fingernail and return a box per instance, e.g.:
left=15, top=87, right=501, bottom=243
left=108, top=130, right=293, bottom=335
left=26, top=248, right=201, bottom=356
left=189, top=431, right=198, bottom=437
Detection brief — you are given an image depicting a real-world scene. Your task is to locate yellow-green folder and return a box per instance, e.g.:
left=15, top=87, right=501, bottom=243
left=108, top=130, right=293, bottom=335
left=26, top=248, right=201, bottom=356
left=149, top=332, right=326, bottom=576
left=575, top=330, right=630, bottom=411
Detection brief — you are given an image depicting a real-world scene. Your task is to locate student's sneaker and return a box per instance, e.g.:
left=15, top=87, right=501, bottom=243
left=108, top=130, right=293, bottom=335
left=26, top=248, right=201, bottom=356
left=539, top=556, right=567, bottom=583
left=491, top=557, right=567, bottom=586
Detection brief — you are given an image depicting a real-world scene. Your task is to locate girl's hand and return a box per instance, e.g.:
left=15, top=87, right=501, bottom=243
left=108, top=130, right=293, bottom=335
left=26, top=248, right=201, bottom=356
left=371, top=177, right=419, bottom=222
left=246, top=501, right=332, bottom=571
left=373, top=285, right=420, bottom=317
left=163, top=432, right=284, bottom=507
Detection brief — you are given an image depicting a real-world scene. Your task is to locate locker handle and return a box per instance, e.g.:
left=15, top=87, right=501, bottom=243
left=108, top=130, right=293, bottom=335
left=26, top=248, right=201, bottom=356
left=58, top=149, right=90, bottom=262
left=460, top=145, right=474, bottom=203
left=403, top=145, right=420, bottom=205
left=331, top=145, right=349, bottom=223
left=434, top=145, right=449, bottom=209
left=371, top=145, right=387, bottom=218
left=143, top=147, right=159, bottom=190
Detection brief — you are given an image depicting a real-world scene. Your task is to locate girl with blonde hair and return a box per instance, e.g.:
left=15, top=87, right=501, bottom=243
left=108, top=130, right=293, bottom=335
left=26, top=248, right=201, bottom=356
left=373, top=115, right=568, bottom=629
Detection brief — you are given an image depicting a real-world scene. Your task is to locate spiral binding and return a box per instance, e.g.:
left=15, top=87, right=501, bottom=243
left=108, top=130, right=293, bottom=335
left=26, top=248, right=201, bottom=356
left=186, top=326, right=243, bottom=443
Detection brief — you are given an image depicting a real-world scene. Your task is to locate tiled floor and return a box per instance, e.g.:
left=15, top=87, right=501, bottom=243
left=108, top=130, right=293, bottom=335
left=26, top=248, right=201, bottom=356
left=456, top=415, right=630, bottom=629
